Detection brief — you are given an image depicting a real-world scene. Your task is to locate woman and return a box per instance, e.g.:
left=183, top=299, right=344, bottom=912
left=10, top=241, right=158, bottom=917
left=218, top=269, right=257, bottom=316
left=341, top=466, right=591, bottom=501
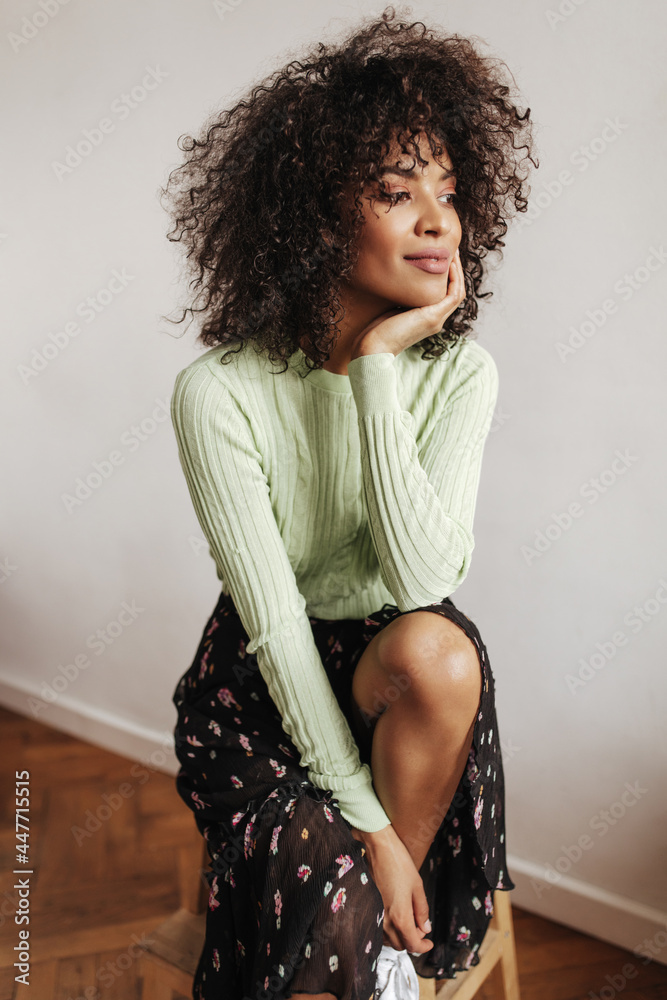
left=162, top=7, right=536, bottom=999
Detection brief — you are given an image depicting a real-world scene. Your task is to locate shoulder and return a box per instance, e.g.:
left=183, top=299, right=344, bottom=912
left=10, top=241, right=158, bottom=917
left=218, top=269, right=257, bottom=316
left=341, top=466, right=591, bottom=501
left=172, top=345, right=236, bottom=393
left=170, top=343, right=261, bottom=415
left=442, top=337, right=498, bottom=387
left=170, top=347, right=250, bottom=443
left=450, top=339, right=499, bottom=406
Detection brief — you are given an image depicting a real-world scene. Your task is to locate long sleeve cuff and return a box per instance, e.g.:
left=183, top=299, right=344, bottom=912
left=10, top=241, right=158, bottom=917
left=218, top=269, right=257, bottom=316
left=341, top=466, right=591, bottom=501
left=319, top=764, right=392, bottom=832
left=347, top=352, right=403, bottom=415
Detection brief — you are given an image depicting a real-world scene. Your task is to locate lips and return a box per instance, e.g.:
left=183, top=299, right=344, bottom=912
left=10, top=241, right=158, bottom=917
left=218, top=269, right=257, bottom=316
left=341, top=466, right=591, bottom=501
left=404, top=250, right=451, bottom=260
left=404, top=253, right=451, bottom=274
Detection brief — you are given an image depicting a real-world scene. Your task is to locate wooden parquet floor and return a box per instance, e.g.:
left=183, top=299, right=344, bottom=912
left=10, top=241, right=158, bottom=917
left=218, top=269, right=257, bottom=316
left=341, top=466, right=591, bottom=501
left=1, top=705, right=666, bottom=1000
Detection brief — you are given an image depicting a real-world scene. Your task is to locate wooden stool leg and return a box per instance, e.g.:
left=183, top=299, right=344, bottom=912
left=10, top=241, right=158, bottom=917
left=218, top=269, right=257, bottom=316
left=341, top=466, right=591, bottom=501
left=178, top=832, right=210, bottom=913
left=141, top=957, right=178, bottom=999
left=493, top=891, right=521, bottom=1000
left=418, top=973, right=437, bottom=999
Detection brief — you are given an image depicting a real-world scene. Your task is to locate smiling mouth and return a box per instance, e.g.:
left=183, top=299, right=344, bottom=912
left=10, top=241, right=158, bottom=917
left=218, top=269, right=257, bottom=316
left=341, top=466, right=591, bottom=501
left=403, top=257, right=450, bottom=273
left=403, top=249, right=451, bottom=261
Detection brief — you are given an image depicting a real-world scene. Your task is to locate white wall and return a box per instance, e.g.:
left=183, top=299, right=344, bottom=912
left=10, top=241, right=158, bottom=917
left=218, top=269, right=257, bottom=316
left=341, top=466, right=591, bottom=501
left=2, top=0, right=665, bottom=963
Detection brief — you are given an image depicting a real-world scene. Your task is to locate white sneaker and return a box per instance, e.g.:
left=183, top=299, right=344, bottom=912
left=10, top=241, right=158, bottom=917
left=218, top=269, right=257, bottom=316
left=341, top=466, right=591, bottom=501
left=374, top=944, right=419, bottom=999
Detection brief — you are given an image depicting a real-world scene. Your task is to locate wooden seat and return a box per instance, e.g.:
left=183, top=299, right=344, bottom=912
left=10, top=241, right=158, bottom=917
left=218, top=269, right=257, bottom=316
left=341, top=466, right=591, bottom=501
left=140, top=830, right=208, bottom=1000
left=420, top=889, right=520, bottom=999
left=140, top=835, right=520, bottom=1000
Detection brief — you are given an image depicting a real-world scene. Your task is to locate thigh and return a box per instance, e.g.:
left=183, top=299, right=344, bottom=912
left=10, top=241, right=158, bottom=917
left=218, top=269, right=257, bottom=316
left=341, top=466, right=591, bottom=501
left=172, top=590, right=313, bottom=835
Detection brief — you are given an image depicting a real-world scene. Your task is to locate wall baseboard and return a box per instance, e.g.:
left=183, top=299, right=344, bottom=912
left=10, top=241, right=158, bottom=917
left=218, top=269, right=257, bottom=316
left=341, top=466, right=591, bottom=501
left=0, top=671, right=180, bottom=777
left=2, top=673, right=666, bottom=966
left=506, top=856, right=667, bottom=967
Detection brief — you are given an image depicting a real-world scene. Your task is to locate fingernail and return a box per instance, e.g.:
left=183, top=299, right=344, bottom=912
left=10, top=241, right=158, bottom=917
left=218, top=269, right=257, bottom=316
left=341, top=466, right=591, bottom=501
left=424, top=919, right=432, bottom=932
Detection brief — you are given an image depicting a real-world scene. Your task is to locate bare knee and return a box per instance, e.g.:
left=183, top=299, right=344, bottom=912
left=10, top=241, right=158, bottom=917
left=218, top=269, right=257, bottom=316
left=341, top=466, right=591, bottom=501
left=376, top=611, right=481, bottom=709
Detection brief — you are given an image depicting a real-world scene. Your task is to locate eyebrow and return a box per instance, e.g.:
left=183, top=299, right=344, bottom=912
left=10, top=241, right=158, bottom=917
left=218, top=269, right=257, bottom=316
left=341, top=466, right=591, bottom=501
left=378, top=165, right=456, bottom=180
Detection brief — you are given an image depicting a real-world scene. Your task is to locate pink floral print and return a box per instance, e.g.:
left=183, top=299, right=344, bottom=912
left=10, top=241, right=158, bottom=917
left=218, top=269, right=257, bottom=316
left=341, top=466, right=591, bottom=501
left=335, top=853, right=354, bottom=877
left=172, top=588, right=514, bottom=998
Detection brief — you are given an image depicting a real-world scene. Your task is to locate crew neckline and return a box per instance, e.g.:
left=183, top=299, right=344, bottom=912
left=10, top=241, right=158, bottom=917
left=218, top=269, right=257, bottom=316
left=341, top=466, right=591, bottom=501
left=292, top=348, right=354, bottom=394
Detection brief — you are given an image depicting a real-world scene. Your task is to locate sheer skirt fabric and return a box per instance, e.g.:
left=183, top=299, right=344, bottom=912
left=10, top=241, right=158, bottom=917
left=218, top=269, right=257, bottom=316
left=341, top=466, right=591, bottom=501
left=172, top=589, right=515, bottom=1000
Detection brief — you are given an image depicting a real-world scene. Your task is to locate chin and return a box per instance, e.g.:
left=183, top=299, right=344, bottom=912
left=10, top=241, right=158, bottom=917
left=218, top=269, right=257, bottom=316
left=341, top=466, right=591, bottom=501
left=392, top=288, right=448, bottom=309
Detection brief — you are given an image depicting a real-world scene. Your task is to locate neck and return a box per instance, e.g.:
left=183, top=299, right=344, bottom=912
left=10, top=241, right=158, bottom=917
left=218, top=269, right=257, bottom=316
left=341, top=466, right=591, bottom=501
left=300, top=283, right=396, bottom=375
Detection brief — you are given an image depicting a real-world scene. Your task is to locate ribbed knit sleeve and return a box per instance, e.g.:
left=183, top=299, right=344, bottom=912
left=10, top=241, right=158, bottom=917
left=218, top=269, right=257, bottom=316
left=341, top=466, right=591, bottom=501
left=347, top=347, right=499, bottom=610
left=170, top=362, right=392, bottom=833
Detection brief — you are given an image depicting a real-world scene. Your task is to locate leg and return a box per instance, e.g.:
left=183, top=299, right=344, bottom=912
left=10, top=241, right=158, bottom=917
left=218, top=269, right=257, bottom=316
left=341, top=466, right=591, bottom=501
left=252, top=789, right=384, bottom=999
left=350, top=609, right=482, bottom=873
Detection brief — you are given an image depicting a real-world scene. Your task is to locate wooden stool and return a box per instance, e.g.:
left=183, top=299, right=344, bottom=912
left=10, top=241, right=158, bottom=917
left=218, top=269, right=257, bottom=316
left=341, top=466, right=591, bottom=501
left=420, top=889, right=520, bottom=1000
left=140, top=837, right=520, bottom=1000
left=140, top=832, right=208, bottom=1000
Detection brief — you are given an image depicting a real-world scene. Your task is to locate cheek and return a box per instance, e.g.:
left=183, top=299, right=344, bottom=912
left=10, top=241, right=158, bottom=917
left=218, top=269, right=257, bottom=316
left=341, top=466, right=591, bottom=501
left=360, top=218, right=401, bottom=267
left=353, top=233, right=388, bottom=279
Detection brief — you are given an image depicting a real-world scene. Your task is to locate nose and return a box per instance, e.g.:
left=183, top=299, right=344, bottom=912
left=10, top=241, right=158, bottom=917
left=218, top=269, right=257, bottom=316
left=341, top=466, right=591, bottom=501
left=414, top=191, right=456, bottom=237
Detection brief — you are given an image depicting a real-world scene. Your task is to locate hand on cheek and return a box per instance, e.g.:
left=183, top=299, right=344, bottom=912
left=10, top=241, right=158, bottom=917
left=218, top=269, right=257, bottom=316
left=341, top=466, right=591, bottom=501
left=351, top=247, right=466, bottom=359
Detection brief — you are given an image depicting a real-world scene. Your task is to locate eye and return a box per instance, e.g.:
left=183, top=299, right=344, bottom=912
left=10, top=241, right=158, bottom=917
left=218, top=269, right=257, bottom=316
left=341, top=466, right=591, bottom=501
left=384, top=190, right=410, bottom=204
left=384, top=190, right=458, bottom=206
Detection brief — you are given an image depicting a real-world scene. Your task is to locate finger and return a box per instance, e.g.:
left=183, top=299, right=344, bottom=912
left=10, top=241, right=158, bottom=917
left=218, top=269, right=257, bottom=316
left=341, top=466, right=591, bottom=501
left=413, top=895, right=432, bottom=937
left=410, top=940, right=434, bottom=955
left=448, top=249, right=465, bottom=303
left=388, top=921, right=421, bottom=953
left=397, top=907, right=434, bottom=954
left=428, top=252, right=464, bottom=314
left=403, top=927, right=434, bottom=954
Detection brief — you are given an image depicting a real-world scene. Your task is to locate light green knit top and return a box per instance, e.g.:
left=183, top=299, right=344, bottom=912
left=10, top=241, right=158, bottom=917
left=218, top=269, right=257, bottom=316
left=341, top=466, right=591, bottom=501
left=170, top=337, right=499, bottom=832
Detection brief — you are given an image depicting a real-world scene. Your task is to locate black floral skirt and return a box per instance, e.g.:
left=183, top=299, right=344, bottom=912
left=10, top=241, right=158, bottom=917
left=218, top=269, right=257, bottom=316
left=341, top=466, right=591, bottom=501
left=172, top=588, right=515, bottom=1000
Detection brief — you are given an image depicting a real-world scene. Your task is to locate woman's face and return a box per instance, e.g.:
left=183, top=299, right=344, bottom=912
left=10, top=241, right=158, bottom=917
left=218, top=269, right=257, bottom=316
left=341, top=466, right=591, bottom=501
left=341, top=131, right=462, bottom=313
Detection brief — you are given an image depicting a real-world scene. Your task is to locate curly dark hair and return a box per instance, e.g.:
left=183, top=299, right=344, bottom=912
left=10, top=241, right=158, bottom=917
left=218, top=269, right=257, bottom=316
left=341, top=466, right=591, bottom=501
left=160, top=4, right=538, bottom=372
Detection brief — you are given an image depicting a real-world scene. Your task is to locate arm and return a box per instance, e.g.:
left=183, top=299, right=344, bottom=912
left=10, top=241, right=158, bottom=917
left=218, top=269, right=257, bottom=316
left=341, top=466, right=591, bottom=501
left=170, top=361, right=391, bottom=833
left=346, top=345, right=499, bottom=610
